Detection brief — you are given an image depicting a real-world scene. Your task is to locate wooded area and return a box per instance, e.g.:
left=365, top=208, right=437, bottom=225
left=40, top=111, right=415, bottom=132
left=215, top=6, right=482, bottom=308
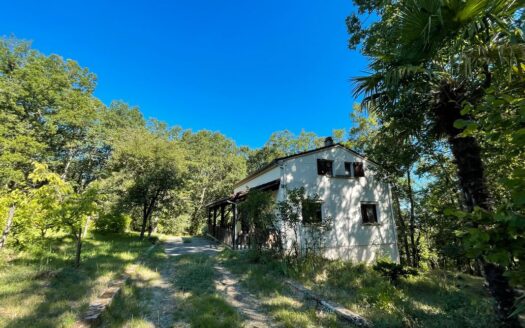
left=1, top=0, right=524, bottom=326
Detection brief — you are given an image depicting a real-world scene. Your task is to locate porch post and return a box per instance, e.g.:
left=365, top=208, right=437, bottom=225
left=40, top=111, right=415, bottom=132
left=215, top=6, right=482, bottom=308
left=220, top=204, right=225, bottom=228
left=207, top=208, right=212, bottom=233
left=232, top=202, right=237, bottom=249
left=213, top=207, right=217, bottom=237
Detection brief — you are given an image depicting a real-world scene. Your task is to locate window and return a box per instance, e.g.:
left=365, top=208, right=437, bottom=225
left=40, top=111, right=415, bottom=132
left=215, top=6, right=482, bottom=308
left=361, top=203, right=378, bottom=224
left=344, top=162, right=352, bottom=176
left=344, top=162, right=364, bottom=177
left=317, top=159, right=333, bottom=176
left=353, top=162, right=365, bottom=177
left=302, top=200, right=323, bottom=224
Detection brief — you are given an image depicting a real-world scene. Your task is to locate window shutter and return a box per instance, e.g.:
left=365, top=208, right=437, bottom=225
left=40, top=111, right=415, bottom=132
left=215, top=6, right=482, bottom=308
left=353, top=162, right=365, bottom=177
left=344, top=162, right=352, bottom=176
left=361, top=205, right=369, bottom=223
left=326, top=160, right=333, bottom=176
left=317, top=159, right=324, bottom=175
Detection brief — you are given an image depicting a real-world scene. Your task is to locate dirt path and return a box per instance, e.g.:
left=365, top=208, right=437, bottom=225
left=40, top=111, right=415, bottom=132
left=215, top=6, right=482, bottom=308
left=214, top=263, right=275, bottom=328
left=164, top=237, right=275, bottom=328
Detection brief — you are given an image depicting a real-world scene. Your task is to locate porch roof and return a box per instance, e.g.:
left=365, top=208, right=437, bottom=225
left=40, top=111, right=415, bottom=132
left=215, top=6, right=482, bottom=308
left=205, top=179, right=280, bottom=209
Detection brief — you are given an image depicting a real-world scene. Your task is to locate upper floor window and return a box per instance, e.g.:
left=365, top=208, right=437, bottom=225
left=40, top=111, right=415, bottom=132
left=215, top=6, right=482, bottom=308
left=302, top=200, right=323, bottom=224
left=361, top=203, right=378, bottom=224
left=317, top=159, right=333, bottom=176
left=344, top=162, right=365, bottom=177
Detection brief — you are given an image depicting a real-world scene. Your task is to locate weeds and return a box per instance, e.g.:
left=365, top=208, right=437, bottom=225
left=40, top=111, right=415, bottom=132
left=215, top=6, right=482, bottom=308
left=220, top=249, right=498, bottom=328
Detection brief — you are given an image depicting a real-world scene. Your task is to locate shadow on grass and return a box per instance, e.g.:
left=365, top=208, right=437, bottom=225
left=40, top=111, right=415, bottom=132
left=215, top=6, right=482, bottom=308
left=1, top=233, right=155, bottom=328
left=219, top=250, right=499, bottom=328
left=102, top=242, right=242, bottom=328
left=218, top=250, right=348, bottom=328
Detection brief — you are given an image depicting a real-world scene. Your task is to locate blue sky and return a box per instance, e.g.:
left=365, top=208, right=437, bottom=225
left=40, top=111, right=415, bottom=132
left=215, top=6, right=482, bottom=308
left=4, top=1, right=369, bottom=148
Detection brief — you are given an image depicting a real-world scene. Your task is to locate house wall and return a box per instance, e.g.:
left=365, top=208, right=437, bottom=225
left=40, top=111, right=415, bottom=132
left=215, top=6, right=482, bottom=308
left=233, top=166, right=281, bottom=194
left=280, top=146, right=399, bottom=263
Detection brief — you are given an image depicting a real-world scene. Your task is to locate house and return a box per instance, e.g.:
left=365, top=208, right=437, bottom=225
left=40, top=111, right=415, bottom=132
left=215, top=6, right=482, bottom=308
left=206, top=137, right=400, bottom=264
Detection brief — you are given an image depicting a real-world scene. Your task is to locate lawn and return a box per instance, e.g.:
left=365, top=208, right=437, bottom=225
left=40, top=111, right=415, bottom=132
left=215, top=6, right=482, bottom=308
left=219, top=250, right=499, bottom=328
left=0, top=232, right=156, bottom=328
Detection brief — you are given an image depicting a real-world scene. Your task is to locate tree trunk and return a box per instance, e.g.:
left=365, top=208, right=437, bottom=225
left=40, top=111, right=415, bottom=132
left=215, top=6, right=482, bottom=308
left=189, top=187, right=207, bottom=235
left=434, top=83, right=520, bottom=327
left=406, top=170, right=419, bottom=267
left=140, top=193, right=158, bottom=240
left=0, top=205, right=16, bottom=250
left=139, top=201, right=149, bottom=239
left=75, top=230, right=82, bottom=268
left=392, top=186, right=411, bottom=265
left=82, top=216, right=91, bottom=239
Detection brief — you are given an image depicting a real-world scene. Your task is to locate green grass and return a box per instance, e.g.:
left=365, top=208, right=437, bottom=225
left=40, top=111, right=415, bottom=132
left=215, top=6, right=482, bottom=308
left=0, top=232, right=156, bottom=328
left=218, top=250, right=347, bottom=327
left=103, top=250, right=242, bottom=328
left=219, top=250, right=498, bottom=328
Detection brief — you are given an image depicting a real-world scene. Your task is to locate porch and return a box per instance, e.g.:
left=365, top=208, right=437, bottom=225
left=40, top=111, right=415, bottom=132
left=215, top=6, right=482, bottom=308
left=205, top=179, right=280, bottom=249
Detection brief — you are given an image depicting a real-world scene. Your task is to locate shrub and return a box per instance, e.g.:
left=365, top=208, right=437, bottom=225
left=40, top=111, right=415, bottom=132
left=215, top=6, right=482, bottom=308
left=157, top=214, right=191, bottom=235
left=94, top=213, right=131, bottom=233
left=373, top=260, right=417, bottom=285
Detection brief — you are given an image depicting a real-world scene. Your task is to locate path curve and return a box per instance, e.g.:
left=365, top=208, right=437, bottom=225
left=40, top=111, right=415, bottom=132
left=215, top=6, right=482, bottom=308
left=164, top=237, right=275, bottom=328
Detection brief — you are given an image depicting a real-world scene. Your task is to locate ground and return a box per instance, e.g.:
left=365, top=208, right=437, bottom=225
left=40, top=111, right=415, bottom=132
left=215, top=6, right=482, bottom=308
left=0, top=233, right=502, bottom=328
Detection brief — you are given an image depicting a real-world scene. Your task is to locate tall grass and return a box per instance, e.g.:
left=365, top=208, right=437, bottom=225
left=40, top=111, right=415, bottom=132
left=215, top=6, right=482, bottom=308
left=219, top=250, right=498, bottom=328
left=0, top=232, right=155, bottom=328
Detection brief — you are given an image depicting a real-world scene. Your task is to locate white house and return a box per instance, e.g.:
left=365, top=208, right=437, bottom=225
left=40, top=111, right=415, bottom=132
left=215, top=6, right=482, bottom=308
left=206, top=138, right=400, bottom=264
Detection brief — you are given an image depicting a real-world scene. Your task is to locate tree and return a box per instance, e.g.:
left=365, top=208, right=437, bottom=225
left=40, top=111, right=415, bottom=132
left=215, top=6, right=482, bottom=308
left=348, top=0, right=524, bottom=324
left=245, top=130, right=324, bottom=173
left=179, top=130, right=246, bottom=234
left=112, top=126, right=186, bottom=239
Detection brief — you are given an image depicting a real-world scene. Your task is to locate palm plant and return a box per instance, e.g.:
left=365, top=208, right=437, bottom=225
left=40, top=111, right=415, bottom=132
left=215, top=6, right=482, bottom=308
left=350, top=0, right=524, bottom=325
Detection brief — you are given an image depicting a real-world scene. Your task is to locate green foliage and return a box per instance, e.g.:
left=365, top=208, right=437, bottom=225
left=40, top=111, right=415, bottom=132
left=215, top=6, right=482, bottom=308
left=276, top=187, right=332, bottom=259
left=179, top=130, right=246, bottom=234
left=244, top=130, right=325, bottom=173
left=94, top=212, right=131, bottom=233
left=373, top=259, right=418, bottom=285
left=348, top=0, right=524, bottom=320
left=239, top=190, right=278, bottom=253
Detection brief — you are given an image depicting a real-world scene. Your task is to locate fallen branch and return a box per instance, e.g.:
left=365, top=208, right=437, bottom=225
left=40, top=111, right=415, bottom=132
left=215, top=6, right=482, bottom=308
left=285, top=279, right=372, bottom=327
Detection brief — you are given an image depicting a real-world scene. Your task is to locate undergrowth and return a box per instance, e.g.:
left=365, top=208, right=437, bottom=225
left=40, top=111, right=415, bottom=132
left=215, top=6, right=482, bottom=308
left=219, top=249, right=498, bottom=328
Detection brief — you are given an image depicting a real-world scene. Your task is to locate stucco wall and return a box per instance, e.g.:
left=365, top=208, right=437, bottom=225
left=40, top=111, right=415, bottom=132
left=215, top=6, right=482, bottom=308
left=281, top=146, right=399, bottom=263
left=233, top=166, right=281, bottom=194
left=232, top=145, right=399, bottom=264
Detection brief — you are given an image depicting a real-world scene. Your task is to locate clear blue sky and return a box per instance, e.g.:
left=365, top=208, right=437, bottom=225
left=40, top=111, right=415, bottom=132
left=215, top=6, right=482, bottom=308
left=4, top=1, right=369, bottom=148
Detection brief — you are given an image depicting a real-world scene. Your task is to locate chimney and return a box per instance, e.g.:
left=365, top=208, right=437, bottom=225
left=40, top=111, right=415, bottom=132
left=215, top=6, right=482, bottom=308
left=324, top=136, right=334, bottom=147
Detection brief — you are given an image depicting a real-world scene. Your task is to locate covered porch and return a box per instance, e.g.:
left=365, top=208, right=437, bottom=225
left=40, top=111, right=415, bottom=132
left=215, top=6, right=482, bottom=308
left=205, top=179, right=280, bottom=249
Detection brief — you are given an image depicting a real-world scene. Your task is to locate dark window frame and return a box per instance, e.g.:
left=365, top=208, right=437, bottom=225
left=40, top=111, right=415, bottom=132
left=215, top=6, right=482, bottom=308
left=361, top=203, right=378, bottom=225
left=317, top=159, right=333, bottom=177
left=302, top=200, right=323, bottom=225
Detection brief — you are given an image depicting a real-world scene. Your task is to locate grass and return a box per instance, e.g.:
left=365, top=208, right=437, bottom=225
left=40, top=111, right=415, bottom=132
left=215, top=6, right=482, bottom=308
left=0, top=232, right=156, bottom=328
left=219, top=250, right=498, bottom=328
left=218, top=250, right=347, bottom=327
left=103, top=239, right=242, bottom=328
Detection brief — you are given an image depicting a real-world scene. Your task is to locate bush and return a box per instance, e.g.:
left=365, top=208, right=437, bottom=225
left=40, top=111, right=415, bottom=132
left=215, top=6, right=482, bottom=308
left=373, top=260, right=417, bottom=285
left=94, top=213, right=131, bottom=233
left=157, top=214, right=191, bottom=235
